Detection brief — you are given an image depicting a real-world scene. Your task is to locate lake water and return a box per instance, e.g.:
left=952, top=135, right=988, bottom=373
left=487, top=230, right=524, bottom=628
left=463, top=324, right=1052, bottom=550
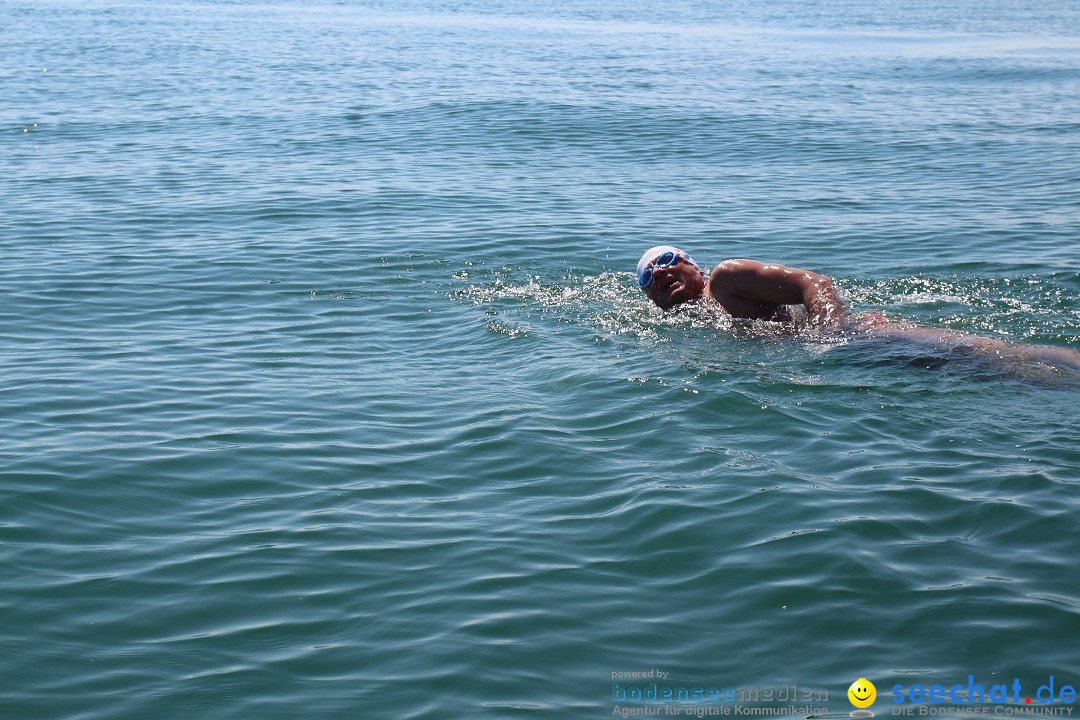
left=3, top=1, right=1080, bottom=718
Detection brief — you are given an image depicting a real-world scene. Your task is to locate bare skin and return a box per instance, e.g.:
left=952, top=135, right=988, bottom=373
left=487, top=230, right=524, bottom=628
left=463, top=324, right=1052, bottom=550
left=644, top=256, right=846, bottom=327
left=851, top=314, right=1080, bottom=369
left=640, top=252, right=1080, bottom=370
left=707, top=259, right=847, bottom=327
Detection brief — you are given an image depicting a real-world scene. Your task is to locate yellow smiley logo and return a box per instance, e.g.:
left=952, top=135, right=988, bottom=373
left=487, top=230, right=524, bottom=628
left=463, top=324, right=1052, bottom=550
left=848, top=678, right=877, bottom=708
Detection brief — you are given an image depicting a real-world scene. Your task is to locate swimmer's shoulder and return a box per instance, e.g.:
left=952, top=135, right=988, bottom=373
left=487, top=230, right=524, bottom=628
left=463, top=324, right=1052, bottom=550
left=708, top=258, right=763, bottom=276
left=708, top=258, right=828, bottom=284
left=706, top=259, right=766, bottom=292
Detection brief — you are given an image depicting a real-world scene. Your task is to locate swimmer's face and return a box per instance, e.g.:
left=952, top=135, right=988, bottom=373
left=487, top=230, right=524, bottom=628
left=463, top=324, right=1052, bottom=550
left=644, top=255, right=706, bottom=309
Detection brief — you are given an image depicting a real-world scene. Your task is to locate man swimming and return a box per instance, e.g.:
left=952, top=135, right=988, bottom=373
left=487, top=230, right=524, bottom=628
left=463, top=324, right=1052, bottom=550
left=635, top=245, right=1080, bottom=370
left=637, top=245, right=848, bottom=326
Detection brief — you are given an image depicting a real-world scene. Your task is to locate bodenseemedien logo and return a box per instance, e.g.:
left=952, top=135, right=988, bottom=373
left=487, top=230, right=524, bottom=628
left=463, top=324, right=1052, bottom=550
left=849, top=679, right=878, bottom=717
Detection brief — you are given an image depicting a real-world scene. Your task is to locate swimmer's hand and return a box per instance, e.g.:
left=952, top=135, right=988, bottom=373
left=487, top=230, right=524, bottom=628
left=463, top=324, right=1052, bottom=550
left=707, top=259, right=849, bottom=328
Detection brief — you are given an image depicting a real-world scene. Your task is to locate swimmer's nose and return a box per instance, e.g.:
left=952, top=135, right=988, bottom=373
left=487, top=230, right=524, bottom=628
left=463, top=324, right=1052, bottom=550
left=653, top=265, right=679, bottom=287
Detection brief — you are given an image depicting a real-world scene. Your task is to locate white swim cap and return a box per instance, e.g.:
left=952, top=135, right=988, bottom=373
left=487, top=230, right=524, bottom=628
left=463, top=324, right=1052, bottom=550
left=636, top=245, right=698, bottom=277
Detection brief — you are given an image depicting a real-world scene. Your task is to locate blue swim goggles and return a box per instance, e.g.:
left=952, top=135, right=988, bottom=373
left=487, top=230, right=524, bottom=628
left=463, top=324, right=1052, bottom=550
left=638, top=251, right=683, bottom=290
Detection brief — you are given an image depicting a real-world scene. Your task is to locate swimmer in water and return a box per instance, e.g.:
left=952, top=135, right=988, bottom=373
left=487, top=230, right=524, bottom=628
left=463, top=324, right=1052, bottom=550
left=635, top=245, right=1080, bottom=370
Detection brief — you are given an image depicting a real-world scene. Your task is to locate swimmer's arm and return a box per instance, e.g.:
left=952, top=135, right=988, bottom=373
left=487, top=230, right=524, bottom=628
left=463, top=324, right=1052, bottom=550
left=708, top=259, right=849, bottom=327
